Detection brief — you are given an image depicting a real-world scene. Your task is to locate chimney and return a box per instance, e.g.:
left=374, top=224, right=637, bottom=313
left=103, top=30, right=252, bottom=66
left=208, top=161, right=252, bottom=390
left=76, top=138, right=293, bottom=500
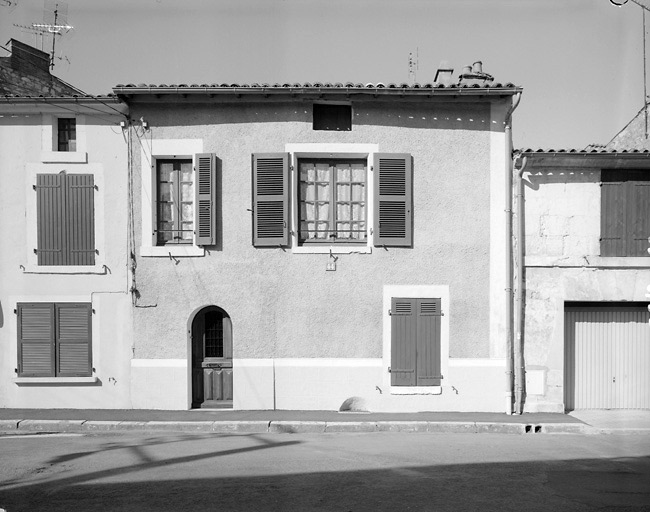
left=458, top=60, right=494, bottom=85
left=434, top=60, right=454, bottom=86
left=9, top=39, right=51, bottom=75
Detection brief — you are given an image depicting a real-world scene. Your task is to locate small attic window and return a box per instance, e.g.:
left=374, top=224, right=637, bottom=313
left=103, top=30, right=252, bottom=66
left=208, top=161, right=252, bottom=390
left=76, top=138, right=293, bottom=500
left=57, top=118, right=76, bottom=152
left=313, top=104, right=351, bottom=131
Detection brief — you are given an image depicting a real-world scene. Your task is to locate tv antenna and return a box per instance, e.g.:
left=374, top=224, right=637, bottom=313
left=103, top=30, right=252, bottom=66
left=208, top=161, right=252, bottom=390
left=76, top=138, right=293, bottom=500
left=408, top=47, right=419, bottom=84
left=1, top=0, right=19, bottom=10
left=28, top=0, right=74, bottom=70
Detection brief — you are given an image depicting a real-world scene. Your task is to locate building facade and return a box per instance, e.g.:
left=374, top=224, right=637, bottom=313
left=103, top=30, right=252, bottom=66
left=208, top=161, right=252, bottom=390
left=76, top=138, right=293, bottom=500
left=0, top=40, right=132, bottom=409
left=114, top=79, right=522, bottom=412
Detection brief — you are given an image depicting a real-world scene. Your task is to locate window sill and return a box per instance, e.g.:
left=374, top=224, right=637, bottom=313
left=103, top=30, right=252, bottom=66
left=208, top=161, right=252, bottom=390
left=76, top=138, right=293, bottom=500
left=390, top=386, right=442, bottom=395
left=13, top=377, right=98, bottom=385
left=140, top=246, right=205, bottom=258
left=21, top=264, right=108, bottom=275
left=40, top=151, right=88, bottom=163
left=292, top=245, right=372, bottom=255
left=526, top=255, right=650, bottom=268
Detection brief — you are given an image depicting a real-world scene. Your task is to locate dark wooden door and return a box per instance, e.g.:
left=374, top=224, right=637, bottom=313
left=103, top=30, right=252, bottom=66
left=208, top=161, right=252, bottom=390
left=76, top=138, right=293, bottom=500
left=192, top=308, right=233, bottom=408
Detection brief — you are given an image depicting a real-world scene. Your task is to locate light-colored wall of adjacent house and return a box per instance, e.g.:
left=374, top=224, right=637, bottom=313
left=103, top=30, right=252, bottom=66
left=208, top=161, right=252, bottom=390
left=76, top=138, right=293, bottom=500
left=521, top=168, right=650, bottom=412
left=128, top=99, right=512, bottom=411
left=0, top=111, right=133, bottom=409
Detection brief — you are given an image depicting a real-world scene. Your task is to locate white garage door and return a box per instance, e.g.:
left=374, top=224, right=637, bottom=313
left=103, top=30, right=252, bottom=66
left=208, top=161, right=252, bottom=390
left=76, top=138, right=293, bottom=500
left=565, top=304, right=650, bottom=410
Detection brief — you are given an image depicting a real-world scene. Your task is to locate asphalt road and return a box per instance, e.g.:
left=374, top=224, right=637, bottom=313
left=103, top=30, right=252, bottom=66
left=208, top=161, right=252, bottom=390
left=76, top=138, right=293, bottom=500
left=1, top=431, right=649, bottom=511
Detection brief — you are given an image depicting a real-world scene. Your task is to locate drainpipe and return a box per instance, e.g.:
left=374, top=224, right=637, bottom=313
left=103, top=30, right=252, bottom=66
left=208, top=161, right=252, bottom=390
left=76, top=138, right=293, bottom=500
left=514, top=154, right=528, bottom=414
left=504, top=92, right=522, bottom=415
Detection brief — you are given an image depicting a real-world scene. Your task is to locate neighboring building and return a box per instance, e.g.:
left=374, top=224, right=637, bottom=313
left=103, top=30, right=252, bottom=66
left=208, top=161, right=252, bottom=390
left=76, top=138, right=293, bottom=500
left=113, top=70, right=523, bottom=411
left=516, top=113, right=650, bottom=412
left=0, top=40, right=132, bottom=408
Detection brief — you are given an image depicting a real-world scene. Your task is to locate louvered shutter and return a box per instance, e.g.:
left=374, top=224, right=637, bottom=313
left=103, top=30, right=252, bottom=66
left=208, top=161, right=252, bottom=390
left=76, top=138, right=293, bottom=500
left=373, top=154, right=412, bottom=247
left=17, top=303, right=55, bottom=377
left=252, top=153, right=289, bottom=246
left=630, top=181, right=650, bottom=256
left=601, top=176, right=626, bottom=257
left=416, top=299, right=442, bottom=386
left=36, top=173, right=65, bottom=265
left=195, top=153, right=217, bottom=246
left=56, top=303, right=92, bottom=377
left=66, top=174, right=95, bottom=265
left=391, top=298, right=416, bottom=386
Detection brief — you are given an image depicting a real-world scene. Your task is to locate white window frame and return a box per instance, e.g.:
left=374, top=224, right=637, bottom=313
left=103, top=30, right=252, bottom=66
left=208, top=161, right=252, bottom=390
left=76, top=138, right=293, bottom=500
left=286, top=143, right=377, bottom=254
left=140, top=139, right=205, bottom=257
left=23, top=163, right=106, bottom=274
left=41, top=114, right=87, bottom=163
left=382, top=285, right=450, bottom=395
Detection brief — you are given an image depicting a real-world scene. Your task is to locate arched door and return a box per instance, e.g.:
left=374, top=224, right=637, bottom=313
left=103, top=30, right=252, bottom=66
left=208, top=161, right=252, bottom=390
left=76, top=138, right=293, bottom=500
left=191, top=306, right=233, bottom=408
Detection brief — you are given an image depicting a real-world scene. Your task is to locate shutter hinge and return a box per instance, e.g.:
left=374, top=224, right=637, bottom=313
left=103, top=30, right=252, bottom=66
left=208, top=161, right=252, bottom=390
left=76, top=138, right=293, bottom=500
left=388, top=309, right=391, bottom=316
left=370, top=166, right=374, bottom=172
left=33, top=184, right=36, bottom=190
left=388, top=366, right=391, bottom=373
left=290, top=165, right=294, bottom=171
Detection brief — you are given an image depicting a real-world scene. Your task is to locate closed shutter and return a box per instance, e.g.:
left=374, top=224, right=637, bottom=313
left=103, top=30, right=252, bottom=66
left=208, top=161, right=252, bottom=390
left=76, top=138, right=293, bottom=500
left=630, top=182, right=650, bottom=256
left=17, top=303, right=55, bottom=377
left=391, top=298, right=416, bottom=385
left=66, top=174, right=95, bottom=265
left=195, top=153, right=217, bottom=246
left=36, top=173, right=65, bottom=265
left=373, top=154, right=412, bottom=247
left=416, top=299, right=442, bottom=386
left=56, top=303, right=92, bottom=377
left=601, top=178, right=626, bottom=256
left=252, top=153, right=289, bottom=246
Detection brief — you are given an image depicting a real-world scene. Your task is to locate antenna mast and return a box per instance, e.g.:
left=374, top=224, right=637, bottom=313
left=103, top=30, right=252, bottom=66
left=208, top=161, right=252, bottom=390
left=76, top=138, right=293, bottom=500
left=408, top=47, right=419, bottom=84
left=32, top=1, right=73, bottom=70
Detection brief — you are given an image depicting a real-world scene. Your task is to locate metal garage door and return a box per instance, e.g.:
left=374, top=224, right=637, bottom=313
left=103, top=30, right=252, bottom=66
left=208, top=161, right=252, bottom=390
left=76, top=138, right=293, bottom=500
left=565, top=304, right=650, bottom=410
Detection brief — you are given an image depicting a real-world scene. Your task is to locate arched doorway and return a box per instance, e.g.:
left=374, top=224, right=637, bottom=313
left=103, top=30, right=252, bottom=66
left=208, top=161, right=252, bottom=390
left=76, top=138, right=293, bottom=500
left=191, top=306, right=233, bottom=409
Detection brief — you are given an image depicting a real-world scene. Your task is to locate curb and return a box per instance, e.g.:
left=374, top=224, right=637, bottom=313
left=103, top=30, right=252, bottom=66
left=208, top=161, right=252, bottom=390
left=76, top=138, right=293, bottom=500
left=0, top=419, right=616, bottom=435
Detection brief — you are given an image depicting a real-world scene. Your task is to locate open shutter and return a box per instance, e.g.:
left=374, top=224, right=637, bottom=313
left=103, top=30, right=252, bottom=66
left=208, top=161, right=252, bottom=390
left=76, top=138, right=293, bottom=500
left=252, top=153, right=289, bottom=246
left=391, top=298, right=416, bottom=386
left=56, top=303, right=92, bottom=377
left=17, top=303, right=55, bottom=377
left=36, top=173, right=65, bottom=265
left=416, top=299, right=442, bottom=386
left=373, top=153, right=412, bottom=247
left=195, top=153, right=216, bottom=246
left=630, top=182, right=650, bottom=256
left=66, top=174, right=95, bottom=265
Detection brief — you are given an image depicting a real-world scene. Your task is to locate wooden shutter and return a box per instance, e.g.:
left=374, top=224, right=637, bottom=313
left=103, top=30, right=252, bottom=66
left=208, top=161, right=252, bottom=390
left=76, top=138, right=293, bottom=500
left=56, top=303, right=92, bottom=377
left=252, top=153, right=289, bottom=246
left=195, top=153, right=217, bottom=246
left=66, top=174, right=95, bottom=265
left=391, top=298, right=416, bottom=385
left=373, top=154, right=412, bottom=247
left=630, top=182, right=650, bottom=256
left=601, top=174, right=627, bottom=257
left=416, top=299, right=442, bottom=386
left=36, top=173, right=65, bottom=265
left=17, top=303, right=55, bottom=377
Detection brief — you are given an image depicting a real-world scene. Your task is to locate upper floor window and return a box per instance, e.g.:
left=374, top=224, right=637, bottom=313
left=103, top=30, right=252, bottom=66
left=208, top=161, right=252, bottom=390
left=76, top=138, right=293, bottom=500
left=313, top=104, right=352, bottom=131
left=156, top=159, right=194, bottom=245
left=35, top=172, right=95, bottom=266
left=57, top=118, right=76, bottom=152
left=601, top=169, right=650, bottom=257
left=298, top=158, right=366, bottom=243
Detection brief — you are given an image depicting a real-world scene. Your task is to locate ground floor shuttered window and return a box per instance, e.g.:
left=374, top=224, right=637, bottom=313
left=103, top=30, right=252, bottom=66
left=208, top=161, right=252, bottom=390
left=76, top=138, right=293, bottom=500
left=17, top=303, right=92, bottom=377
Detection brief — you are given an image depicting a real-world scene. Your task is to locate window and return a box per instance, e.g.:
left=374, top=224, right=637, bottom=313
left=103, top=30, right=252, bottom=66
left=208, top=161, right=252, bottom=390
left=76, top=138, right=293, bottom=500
left=391, top=298, right=442, bottom=386
left=156, top=159, right=194, bottom=245
left=601, top=169, right=650, bottom=257
left=298, top=158, right=366, bottom=243
left=252, top=151, right=413, bottom=248
left=57, top=118, right=76, bottom=152
left=35, top=172, right=95, bottom=266
left=17, top=303, right=92, bottom=377
left=313, top=104, right=351, bottom=131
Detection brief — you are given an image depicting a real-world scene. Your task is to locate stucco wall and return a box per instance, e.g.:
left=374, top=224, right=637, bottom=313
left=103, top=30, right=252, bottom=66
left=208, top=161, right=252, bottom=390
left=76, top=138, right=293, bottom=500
left=0, top=111, right=132, bottom=408
left=129, top=100, right=496, bottom=362
left=521, top=166, right=650, bottom=412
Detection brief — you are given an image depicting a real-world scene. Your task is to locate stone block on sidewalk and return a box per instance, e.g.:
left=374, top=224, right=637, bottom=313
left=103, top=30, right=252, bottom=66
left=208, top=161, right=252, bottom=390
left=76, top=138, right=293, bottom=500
left=0, top=420, right=20, bottom=430
left=19, top=419, right=85, bottom=432
left=376, top=421, right=429, bottom=433
left=475, top=422, right=525, bottom=434
left=427, top=422, right=477, bottom=434
left=324, top=422, right=377, bottom=433
left=145, top=421, right=214, bottom=432
left=212, top=421, right=270, bottom=433
left=82, top=421, right=124, bottom=431
left=269, top=421, right=326, bottom=434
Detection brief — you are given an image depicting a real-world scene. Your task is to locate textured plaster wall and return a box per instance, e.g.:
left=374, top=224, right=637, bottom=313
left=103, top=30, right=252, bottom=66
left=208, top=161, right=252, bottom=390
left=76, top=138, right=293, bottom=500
left=130, top=100, right=497, bottom=364
left=521, top=167, right=650, bottom=412
left=0, top=113, right=132, bottom=408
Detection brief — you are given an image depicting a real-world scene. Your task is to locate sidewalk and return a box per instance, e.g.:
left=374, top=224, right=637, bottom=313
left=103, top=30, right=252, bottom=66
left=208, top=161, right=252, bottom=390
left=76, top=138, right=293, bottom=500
left=1, top=408, right=634, bottom=435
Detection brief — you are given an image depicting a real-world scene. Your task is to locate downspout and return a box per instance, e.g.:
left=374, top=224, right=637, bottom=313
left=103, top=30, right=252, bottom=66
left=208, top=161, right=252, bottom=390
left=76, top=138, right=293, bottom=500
left=514, top=154, right=528, bottom=414
left=504, top=92, right=521, bottom=415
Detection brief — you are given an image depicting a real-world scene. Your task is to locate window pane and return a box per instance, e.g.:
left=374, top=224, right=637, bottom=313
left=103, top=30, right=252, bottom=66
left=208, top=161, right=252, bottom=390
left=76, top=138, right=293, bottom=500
left=158, top=223, right=174, bottom=243
left=300, top=164, right=316, bottom=182
left=159, top=163, right=174, bottom=182
left=351, top=183, right=365, bottom=201
left=351, top=165, right=366, bottom=182
left=301, top=182, right=315, bottom=201
left=314, top=221, right=329, bottom=239
left=159, top=203, right=174, bottom=222
left=181, top=183, right=193, bottom=202
left=180, top=161, right=193, bottom=180
left=301, top=202, right=315, bottom=222
left=182, top=203, right=194, bottom=222
left=180, top=223, right=193, bottom=241
left=336, top=222, right=352, bottom=238
left=337, top=183, right=350, bottom=201
left=316, top=164, right=331, bottom=182
left=352, top=203, right=365, bottom=221
left=159, top=183, right=173, bottom=202
left=337, top=203, right=351, bottom=221
left=317, top=183, right=330, bottom=201
left=316, top=203, right=330, bottom=222
left=336, top=165, right=351, bottom=182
